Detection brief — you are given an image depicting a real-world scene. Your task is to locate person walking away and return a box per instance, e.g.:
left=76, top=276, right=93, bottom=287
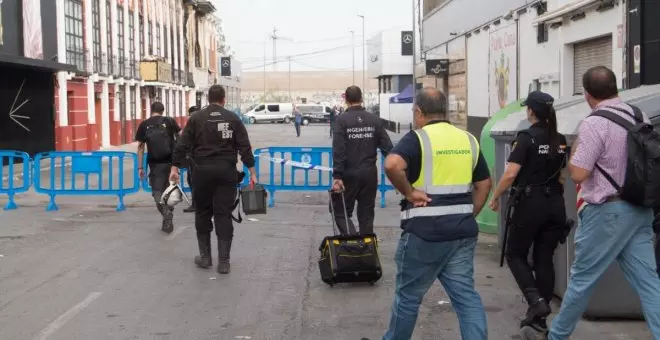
left=293, top=105, right=303, bottom=137
left=548, top=66, right=660, bottom=339
left=329, top=106, right=336, bottom=138
left=135, top=102, right=181, bottom=234
left=170, top=85, right=257, bottom=274
left=183, top=105, right=201, bottom=213
left=382, top=87, right=491, bottom=340
left=488, top=91, right=569, bottom=339
left=331, top=85, right=393, bottom=235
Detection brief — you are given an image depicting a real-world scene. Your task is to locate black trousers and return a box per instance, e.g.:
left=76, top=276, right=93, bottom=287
left=186, top=165, right=194, bottom=203
left=505, top=191, right=566, bottom=304
left=329, top=168, right=378, bottom=235
left=192, top=164, right=238, bottom=240
left=148, top=162, right=171, bottom=203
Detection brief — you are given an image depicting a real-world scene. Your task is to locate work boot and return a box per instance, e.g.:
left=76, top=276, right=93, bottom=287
left=194, top=233, right=213, bottom=269
left=217, top=238, right=232, bottom=274
left=183, top=201, right=196, bottom=213
left=522, top=290, right=551, bottom=325
left=161, top=206, right=174, bottom=234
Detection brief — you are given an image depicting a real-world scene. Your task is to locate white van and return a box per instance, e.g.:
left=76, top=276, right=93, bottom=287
left=244, top=103, right=294, bottom=124
left=296, top=104, right=334, bottom=124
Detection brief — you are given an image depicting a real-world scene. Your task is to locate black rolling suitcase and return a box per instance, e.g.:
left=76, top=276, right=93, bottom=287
left=318, top=190, right=382, bottom=286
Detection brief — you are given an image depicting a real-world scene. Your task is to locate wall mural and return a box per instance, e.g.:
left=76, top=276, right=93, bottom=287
left=22, top=0, right=44, bottom=59
left=0, top=0, right=4, bottom=47
left=488, top=22, right=517, bottom=116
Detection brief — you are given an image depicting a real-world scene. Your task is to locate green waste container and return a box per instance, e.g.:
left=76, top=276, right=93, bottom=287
left=476, top=100, right=524, bottom=234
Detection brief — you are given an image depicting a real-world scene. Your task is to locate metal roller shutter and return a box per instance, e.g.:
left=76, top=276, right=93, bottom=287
left=573, top=36, right=613, bottom=94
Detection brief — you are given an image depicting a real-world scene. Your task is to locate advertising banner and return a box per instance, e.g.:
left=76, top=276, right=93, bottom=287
left=22, top=0, right=44, bottom=59
left=489, top=23, right=517, bottom=116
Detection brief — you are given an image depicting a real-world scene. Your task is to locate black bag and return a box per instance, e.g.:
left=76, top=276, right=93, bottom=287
left=145, top=116, right=174, bottom=162
left=590, top=105, right=660, bottom=207
left=318, top=190, right=382, bottom=286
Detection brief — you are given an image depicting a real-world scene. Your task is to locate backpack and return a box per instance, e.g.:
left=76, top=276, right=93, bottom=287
left=589, top=105, right=660, bottom=208
left=144, top=116, right=174, bottom=162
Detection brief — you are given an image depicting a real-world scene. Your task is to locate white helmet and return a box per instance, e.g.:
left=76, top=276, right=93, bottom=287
left=160, top=181, right=190, bottom=208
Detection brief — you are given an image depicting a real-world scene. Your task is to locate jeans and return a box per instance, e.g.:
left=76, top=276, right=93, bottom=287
left=548, top=201, right=660, bottom=340
left=383, top=233, right=487, bottom=340
left=294, top=123, right=301, bottom=137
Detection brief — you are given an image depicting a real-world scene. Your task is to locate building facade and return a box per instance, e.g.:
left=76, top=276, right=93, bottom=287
left=367, top=27, right=414, bottom=127
left=421, top=0, right=627, bottom=138
left=53, top=0, right=233, bottom=151
left=0, top=0, right=77, bottom=156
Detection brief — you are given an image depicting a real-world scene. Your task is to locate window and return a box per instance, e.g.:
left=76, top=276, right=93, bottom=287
left=163, top=25, right=168, bottom=59
left=92, top=0, right=101, bottom=73
left=255, top=105, right=265, bottom=112
left=64, top=0, right=85, bottom=70
left=117, top=6, right=125, bottom=75
left=148, top=21, right=153, bottom=55
left=106, top=0, right=113, bottom=73
left=267, top=105, right=279, bottom=112
left=129, top=11, right=135, bottom=77
left=155, top=24, right=161, bottom=56
left=139, top=16, right=144, bottom=58
left=537, top=24, right=549, bottom=44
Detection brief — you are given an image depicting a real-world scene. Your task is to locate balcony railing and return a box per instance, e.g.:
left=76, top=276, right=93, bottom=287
left=93, top=50, right=103, bottom=74
left=117, top=55, right=126, bottom=77
left=178, top=70, right=184, bottom=85
left=132, top=61, right=140, bottom=80
left=186, top=71, right=194, bottom=87
left=107, top=53, right=116, bottom=75
left=123, top=58, right=131, bottom=79
left=66, top=47, right=87, bottom=73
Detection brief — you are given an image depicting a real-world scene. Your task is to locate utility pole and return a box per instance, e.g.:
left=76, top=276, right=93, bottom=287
left=358, top=15, right=366, bottom=90
left=271, top=27, right=278, bottom=72
left=350, top=30, right=355, bottom=84
left=263, top=36, right=267, bottom=100
left=288, top=56, right=291, bottom=101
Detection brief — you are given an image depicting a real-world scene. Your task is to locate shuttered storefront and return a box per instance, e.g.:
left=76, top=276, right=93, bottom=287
left=573, top=35, right=613, bottom=94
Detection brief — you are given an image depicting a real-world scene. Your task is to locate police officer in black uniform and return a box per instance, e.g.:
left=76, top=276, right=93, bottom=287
left=331, top=85, right=393, bottom=235
left=183, top=105, right=201, bottom=213
left=170, top=85, right=257, bottom=274
left=488, top=91, right=569, bottom=338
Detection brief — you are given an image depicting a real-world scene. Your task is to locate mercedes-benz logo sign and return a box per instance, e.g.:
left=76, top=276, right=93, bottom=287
left=402, top=34, right=412, bottom=44
left=431, top=64, right=442, bottom=74
left=222, top=60, right=230, bottom=67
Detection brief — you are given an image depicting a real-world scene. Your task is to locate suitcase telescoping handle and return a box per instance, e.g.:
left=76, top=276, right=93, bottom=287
left=328, top=189, right=354, bottom=236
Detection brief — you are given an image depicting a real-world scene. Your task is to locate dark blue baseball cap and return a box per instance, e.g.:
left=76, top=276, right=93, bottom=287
left=521, top=91, right=554, bottom=114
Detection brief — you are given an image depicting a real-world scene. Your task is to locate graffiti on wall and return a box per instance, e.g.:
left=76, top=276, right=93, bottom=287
left=489, top=22, right=517, bottom=116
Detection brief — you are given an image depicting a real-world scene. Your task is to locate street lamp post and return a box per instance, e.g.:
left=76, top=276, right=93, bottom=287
left=358, top=15, right=365, bottom=90
left=350, top=30, right=355, bottom=85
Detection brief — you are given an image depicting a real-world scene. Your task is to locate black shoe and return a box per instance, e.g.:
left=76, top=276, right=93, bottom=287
left=194, top=233, right=212, bottom=269
left=521, top=299, right=551, bottom=329
left=161, top=207, right=174, bottom=234
left=183, top=204, right=196, bottom=213
left=520, top=324, right=548, bottom=340
left=217, top=239, right=232, bottom=274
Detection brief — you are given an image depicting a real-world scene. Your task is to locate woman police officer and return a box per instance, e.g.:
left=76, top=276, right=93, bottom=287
left=489, top=91, right=569, bottom=339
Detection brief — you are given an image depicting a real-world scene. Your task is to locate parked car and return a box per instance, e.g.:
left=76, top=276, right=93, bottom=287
left=296, top=104, right=334, bottom=124
left=243, top=103, right=294, bottom=124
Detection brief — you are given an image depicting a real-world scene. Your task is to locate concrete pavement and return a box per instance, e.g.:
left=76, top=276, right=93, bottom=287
left=0, top=123, right=652, bottom=340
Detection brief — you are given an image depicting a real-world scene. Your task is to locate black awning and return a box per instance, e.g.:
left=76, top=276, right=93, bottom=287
left=0, top=53, right=78, bottom=73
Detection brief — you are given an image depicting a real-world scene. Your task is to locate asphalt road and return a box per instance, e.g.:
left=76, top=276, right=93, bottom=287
left=0, top=123, right=652, bottom=340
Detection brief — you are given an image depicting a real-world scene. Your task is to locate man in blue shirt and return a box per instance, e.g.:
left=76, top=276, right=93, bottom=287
left=382, top=88, right=492, bottom=340
left=293, top=105, right=303, bottom=137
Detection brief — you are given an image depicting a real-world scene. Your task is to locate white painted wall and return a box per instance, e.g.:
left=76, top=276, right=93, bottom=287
left=555, top=5, right=624, bottom=96
left=466, top=29, right=489, bottom=118
left=389, top=103, right=414, bottom=127
left=367, top=28, right=413, bottom=78
left=518, top=8, right=561, bottom=99
left=378, top=93, right=397, bottom=120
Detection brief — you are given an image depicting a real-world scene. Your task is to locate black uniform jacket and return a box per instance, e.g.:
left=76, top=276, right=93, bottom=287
left=172, top=104, right=255, bottom=170
left=332, top=106, right=393, bottom=179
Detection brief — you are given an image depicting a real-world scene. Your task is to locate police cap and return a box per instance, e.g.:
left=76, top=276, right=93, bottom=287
left=521, top=91, right=554, bottom=114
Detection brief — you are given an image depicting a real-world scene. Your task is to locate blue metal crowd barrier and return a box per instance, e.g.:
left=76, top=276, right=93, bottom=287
left=32, top=151, right=140, bottom=211
left=0, top=151, right=31, bottom=210
left=140, top=155, right=192, bottom=193
left=253, top=146, right=393, bottom=208
left=0, top=147, right=394, bottom=211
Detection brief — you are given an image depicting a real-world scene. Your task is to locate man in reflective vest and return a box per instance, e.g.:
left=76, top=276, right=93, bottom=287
left=382, top=87, right=492, bottom=340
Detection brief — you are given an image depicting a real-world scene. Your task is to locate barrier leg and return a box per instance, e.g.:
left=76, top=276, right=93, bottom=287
left=268, top=190, right=275, bottom=208
left=380, top=190, right=386, bottom=209
left=4, top=194, right=18, bottom=210
left=46, top=194, right=59, bottom=211
left=116, top=194, right=126, bottom=212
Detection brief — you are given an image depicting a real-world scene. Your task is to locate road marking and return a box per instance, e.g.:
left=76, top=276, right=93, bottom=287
left=165, top=225, right=189, bottom=240
left=33, top=292, right=102, bottom=340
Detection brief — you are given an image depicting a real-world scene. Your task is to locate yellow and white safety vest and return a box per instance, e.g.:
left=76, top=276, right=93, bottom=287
left=401, top=122, right=479, bottom=240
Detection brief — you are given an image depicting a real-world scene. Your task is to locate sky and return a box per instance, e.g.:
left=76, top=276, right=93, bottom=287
left=212, top=0, right=412, bottom=73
